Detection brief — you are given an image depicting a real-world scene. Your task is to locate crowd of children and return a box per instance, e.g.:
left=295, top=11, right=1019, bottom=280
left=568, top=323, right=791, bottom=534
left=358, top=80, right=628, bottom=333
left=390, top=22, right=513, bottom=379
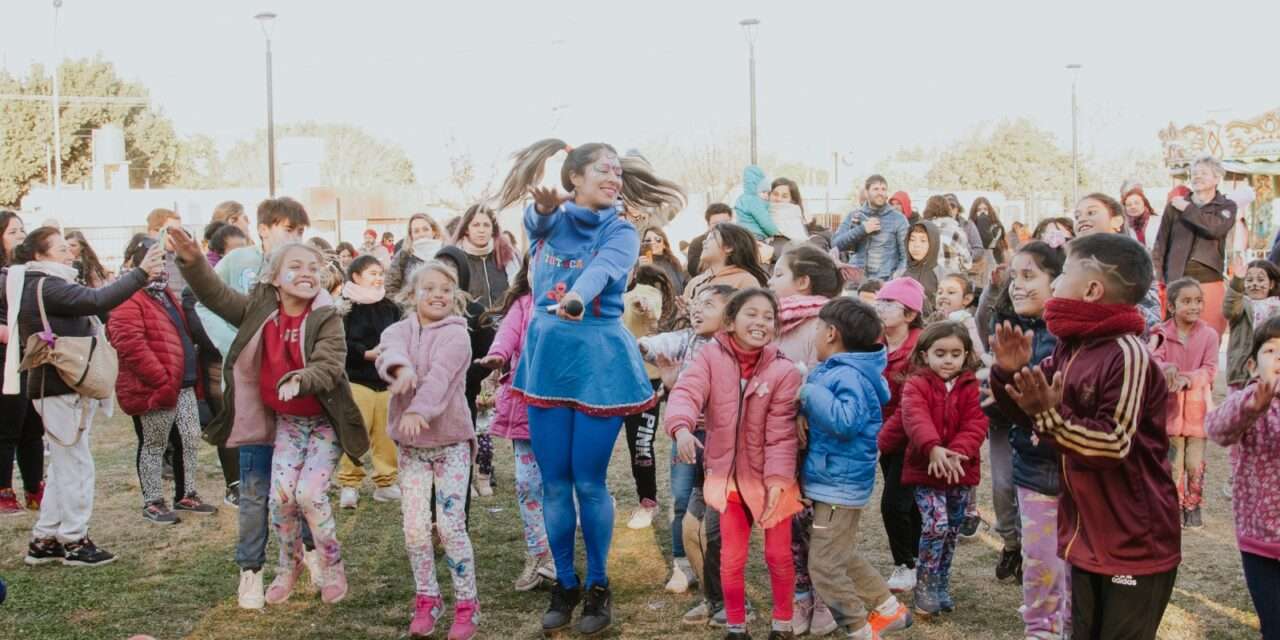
left=7, top=149, right=1280, bottom=640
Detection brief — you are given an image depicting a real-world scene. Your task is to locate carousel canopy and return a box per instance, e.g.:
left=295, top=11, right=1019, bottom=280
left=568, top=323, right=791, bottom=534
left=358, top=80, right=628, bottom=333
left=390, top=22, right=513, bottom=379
left=1160, top=107, right=1280, bottom=176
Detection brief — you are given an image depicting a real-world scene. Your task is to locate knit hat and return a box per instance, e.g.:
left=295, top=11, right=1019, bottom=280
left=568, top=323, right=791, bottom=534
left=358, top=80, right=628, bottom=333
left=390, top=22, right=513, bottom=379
left=876, top=277, right=925, bottom=314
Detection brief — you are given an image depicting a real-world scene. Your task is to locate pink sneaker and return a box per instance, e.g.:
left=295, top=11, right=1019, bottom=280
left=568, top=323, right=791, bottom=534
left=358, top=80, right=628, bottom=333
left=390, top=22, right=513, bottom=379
left=265, top=565, right=301, bottom=605
left=0, top=488, right=22, bottom=515
left=320, top=561, right=348, bottom=604
left=448, top=599, right=480, bottom=640
left=409, top=594, right=443, bottom=638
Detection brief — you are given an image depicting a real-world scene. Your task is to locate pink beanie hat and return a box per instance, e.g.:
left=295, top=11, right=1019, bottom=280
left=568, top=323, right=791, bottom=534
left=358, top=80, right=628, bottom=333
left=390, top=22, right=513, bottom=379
left=876, top=277, right=925, bottom=314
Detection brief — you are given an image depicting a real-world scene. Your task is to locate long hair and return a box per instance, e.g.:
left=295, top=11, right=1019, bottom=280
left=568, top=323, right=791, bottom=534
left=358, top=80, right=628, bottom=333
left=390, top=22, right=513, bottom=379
left=13, top=226, right=62, bottom=265
left=922, top=195, right=952, bottom=220
left=0, top=210, right=22, bottom=268
left=495, top=139, right=685, bottom=213
left=451, top=204, right=516, bottom=267
left=779, top=244, right=843, bottom=298
left=709, top=222, right=770, bottom=287
left=640, top=225, right=683, bottom=274
left=631, top=264, right=687, bottom=332
left=121, top=233, right=155, bottom=270
left=65, top=230, right=108, bottom=286
left=991, top=240, right=1065, bottom=320
left=770, top=177, right=803, bottom=211
left=483, top=251, right=532, bottom=327
left=257, top=242, right=332, bottom=290
left=968, top=197, right=1009, bottom=259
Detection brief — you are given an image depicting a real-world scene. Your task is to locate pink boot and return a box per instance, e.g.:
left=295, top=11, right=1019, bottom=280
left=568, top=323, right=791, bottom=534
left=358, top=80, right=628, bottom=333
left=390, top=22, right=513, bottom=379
left=320, top=561, right=348, bottom=604
left=265, top=564, right=301, bottom=605
left=409, top=594, right=443, bottom=638
left=448, top=599, right=480, bottom=640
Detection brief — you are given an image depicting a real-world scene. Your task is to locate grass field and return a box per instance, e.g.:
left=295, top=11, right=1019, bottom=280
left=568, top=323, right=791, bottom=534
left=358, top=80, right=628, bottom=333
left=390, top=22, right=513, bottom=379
left=0, top=410, right=1263, bottom=639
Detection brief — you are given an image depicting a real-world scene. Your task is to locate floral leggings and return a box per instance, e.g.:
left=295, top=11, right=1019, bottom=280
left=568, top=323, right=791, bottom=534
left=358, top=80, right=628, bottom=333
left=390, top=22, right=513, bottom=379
left=271, top=414, right=343, bottom=573
left=401, top=441, right=476, bottom=600
left=513, top=439, right=549, bottom=557
left=914, top=486, right=970, bottom=593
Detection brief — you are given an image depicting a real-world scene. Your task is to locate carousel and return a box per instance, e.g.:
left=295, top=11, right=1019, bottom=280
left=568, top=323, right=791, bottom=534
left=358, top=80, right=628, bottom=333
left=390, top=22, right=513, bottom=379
left=1160, top=106, right=1280, bottom=254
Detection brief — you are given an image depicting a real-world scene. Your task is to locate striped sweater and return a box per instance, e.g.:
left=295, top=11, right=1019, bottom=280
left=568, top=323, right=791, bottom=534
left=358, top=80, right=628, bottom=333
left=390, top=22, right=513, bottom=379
left=992, top=332, right=1182, bottom=576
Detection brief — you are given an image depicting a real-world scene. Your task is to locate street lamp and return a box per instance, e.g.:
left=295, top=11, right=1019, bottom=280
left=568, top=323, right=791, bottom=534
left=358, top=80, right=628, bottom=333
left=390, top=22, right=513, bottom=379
left=51, top=0, right=63, bottom=189
left=739, top=18, right=760, bottom=165
left=256, top=11, right=278, bottom=196
left=1066, top=63, right=1082, bottom=204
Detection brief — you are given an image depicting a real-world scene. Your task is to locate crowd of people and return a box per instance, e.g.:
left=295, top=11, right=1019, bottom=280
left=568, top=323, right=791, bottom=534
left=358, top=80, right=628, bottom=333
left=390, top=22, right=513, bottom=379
left=0, top=146, right=1276, bottom=640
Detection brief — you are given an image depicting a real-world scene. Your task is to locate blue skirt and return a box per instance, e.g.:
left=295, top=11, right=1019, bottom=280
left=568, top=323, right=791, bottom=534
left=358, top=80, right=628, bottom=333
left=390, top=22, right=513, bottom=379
left=512, top=313, right=655, bottom=417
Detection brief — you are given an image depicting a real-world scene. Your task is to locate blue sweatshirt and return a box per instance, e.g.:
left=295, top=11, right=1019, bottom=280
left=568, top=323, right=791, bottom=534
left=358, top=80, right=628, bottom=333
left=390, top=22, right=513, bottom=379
left=525, top=201, right=638, bottom=319
left=798, top=348, right=891, bottom=508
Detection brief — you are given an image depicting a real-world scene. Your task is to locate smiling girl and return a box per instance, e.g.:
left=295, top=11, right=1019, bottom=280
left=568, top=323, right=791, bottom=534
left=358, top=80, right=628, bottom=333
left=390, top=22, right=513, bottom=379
left=1224, top=253, right=1280, bottom=391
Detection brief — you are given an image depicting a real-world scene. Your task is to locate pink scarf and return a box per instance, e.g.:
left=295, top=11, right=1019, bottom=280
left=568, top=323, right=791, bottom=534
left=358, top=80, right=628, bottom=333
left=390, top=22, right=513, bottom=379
left=778, top=295, right=829, bottom=335
left=342, top=281, right=386, bottom=304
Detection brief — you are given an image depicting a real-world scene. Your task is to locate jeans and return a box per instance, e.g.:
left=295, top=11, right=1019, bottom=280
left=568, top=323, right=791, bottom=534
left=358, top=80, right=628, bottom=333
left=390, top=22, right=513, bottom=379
left=683, top=486, right=723, bottom=606
left=1242, top=551, right=1280, bottom=640
left=235, top=444, right=314, bottom=571
left=669, top=431, right=701, bottom=559
left=528, top=405, right=623, bottom=589
left=989, top=422, right=1022, bottom=550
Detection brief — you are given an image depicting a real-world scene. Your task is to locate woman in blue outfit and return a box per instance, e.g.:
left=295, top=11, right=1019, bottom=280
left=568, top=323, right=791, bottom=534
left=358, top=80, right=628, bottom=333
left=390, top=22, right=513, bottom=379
left=496, top=139, right=684, bottom=635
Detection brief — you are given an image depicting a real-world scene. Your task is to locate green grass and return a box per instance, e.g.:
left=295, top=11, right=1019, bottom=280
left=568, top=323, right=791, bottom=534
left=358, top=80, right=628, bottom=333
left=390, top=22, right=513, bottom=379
left=0, top=411, right=1262, bottom=639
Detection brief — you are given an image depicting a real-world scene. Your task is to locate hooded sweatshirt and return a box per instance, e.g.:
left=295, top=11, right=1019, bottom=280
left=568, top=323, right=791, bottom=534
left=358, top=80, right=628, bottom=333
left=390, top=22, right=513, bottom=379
left=377, top=313, right=475, bottom=450
left=734, top=165, right=778, bottom=240
left=904, top=221, right=942, bottom=304
left=890, top=191, right=914, bottom=223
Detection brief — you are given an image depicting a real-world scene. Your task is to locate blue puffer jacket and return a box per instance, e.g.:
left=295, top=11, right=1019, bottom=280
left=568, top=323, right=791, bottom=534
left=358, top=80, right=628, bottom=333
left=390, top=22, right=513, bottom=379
left=986, top=312, right=1060, bottom=495
left=798, top=349, right=891, bottom=507
left=833, top=203, right=909, bottom=281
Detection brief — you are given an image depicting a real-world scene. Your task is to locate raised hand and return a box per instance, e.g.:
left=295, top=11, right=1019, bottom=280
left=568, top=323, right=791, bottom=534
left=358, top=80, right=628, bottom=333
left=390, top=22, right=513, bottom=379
left=991, top=322, right=1033, bottom=372
left=167, top=225, right=203, bottom=266
left=530, top=185, right=570, bottom=214
left=139, top=241, right=167, bottom=279
left=1247, top=377, right=1278, bottom=413
left=1005, top=366, right=1064, bottom=418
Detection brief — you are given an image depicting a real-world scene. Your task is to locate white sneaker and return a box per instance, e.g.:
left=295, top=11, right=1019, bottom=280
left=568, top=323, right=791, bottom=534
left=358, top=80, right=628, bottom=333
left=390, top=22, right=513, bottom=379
left=238, top=568, right=265, bottom=610
left=665, top=557, right=694, bottom=593
left=887, top=564, right=916, bottom=593
left=514, top=553, right=555, bottom=591
left=810, top=597, right=838, bottom=636
left=303, top=548, right=324, bottom=589
left=627, top=501, right=658, bottom=529
left=339, top=487, right=359, bottom=509
left=372, top=485, right=402, bottom=502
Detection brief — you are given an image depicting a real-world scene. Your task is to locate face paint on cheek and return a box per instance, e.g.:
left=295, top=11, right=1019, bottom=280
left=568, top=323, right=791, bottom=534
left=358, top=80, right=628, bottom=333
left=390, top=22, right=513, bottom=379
left=283, top=271, right=297, bottom=283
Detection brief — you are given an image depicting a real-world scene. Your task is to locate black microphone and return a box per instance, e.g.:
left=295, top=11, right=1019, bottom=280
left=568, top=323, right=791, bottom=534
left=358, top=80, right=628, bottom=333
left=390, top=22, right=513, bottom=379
left=562, top=299, right=584, bottom=317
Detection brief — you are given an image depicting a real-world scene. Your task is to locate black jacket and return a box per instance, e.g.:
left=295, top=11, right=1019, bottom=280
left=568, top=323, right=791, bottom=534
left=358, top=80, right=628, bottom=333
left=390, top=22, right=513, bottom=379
left=342, top=298, right=402, bottom=391
left=462, top=251, right=510, bottom=311
left=15, top=268, right=148, bottom=398
left=1151, top=191, right=1236, bottom=283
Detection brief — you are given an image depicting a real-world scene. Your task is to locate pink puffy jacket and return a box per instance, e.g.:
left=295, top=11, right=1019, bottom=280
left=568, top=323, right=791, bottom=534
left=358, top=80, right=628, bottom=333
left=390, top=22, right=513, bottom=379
left=486, top=294, right=533, bottom=441
left=664, top=333, right=803, bottom=528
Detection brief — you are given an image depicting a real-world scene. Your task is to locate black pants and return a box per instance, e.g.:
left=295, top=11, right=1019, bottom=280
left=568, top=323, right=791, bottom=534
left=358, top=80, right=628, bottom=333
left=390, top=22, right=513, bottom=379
left=879, top=452, right=921, bottom=568
left=1243, top=552, right=1280, bottom=639
left=1071, top=566, right=1177, bottom=640
left=0, top=392, right=43, bottom=494
left=622, top=379, right=661, bottom=504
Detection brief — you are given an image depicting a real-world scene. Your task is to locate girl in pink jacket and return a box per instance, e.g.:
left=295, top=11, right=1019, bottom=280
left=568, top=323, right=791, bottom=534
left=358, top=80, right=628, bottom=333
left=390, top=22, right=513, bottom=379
left=664, top=288, right=804, bottom=638
left=475, top=255, right=556, bottom=593
left=1150, top=278, right=1219, bottom=528
left=377, top=261, right=478, bottom=640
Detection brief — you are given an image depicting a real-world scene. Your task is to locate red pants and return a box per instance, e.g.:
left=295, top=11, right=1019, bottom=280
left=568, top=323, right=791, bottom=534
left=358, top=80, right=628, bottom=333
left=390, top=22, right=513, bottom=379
left=720, top=493, right=795, bottom=626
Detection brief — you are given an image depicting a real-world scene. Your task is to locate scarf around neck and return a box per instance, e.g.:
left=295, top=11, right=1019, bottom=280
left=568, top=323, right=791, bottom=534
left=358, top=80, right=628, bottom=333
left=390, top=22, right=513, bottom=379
left=1043, top=298, right=1145, bottom=341
left=27, top=260, right=80, bottom=282
left=460, top=237, right=493, bottom=257
left=778, top=295, right=828, bottom=335
left=724, top=332, right=763, bottom=380
left=342, top=281, right=386, bottom=304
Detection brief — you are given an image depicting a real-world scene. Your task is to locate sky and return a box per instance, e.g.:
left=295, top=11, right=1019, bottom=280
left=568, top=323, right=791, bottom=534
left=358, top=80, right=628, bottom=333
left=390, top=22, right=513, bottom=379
left=3, top=0, right=1279, bottom=184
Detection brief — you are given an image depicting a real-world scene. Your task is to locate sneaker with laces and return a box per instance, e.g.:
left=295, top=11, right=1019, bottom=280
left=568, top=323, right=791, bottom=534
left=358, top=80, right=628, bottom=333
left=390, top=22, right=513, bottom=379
left=0, top=488, right=22, bottom=515
left=61, top=537, right=115, bottom=567
left=175, top=494, right=218, bottom=515
left=514, top=553, right=555, bottom=591
left=542, top=580, right=581, bottom=632
left=24, top=482, right=44, bottom=510
left=712, top=601, right=755, bottom=628
left=373, top=484, right=403, bottom=502
left=576, top=583, right=612, bottom=635
left=143, top=500, right=181, bottom=525
left=847, top=624, right=874, bottom=640
left=224, top=482, right=241, bottom=509
left=409, top=594, right=443, bottom=638
left=265, top=564, right=301, bottom=604
left=995, top=546, right=1022, bottom=582
left=627, top=499, right=658, bottom=529
left=448, top=599, right=480, bottom=640
left=790, top=594, right=814, bottom=635
left=339, top=487, right=359, bottom=509
left=665, top=557, right=695, bottom=593
left=887, top=564, right=916, bottom=593
left=238, top=568, right=265, bottom=609
left=868, top=600, right=913, bottom=636
left=682, top=600, right=711, bottom=625
left=321, top=561, right=348, bottom=604
left=24, top=537, right=64, bottom=565
left=959, top=514, right=981, bottom=539
left=304, top=547, right=325, bottom=588
left=810, top=598, right=838, bottom=636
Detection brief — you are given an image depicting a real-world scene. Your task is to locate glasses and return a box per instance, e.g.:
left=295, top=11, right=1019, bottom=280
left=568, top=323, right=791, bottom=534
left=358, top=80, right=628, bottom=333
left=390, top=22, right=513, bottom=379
left=591, top=163, right=623, bottom=177
left=872, top=300, right=903, bottom=312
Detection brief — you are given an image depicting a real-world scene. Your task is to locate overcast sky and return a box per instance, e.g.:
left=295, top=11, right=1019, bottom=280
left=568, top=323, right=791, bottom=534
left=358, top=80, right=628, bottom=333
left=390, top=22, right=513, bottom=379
left=3, top=0, right=1278, bottom=182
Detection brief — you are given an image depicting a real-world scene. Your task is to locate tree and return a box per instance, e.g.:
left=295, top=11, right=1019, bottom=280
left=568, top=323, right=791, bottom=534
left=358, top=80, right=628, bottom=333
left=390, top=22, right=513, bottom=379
left=0, top=56, right=185, bottom=206
left=926, top=118, right=1084, bottom=202
left=220, top=122, right=416, bottom=189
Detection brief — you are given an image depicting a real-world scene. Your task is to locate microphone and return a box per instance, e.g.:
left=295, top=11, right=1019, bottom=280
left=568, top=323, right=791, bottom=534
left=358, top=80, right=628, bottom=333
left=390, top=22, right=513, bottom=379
left=562, top=299, right=584, bottom=317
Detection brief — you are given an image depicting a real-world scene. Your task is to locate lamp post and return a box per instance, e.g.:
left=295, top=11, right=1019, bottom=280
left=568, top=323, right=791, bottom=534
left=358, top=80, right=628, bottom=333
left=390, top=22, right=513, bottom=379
left=51, top=0, right=63, bottom=189
left=1066, top=63, right=1082, bottom=204
left=256, top=12, right=278, bottom=196
left=739, top=18, right=760, bottom=165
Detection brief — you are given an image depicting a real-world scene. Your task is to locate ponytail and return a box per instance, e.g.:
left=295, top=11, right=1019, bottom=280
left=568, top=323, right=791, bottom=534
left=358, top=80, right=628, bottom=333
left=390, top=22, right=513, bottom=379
left=495, top=139, right=685, bottom=213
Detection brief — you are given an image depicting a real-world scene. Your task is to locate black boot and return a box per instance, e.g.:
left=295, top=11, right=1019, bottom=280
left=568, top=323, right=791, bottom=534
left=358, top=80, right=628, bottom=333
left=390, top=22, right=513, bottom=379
left=767, top=630, right=794, bottom=640
left=576, top=582, right=613, bottom=635
left=724, top=632, right=752, bottom=640
left=542, top=579, right=581, bottom=632
left=1187, top=506, right=1203, bottom=529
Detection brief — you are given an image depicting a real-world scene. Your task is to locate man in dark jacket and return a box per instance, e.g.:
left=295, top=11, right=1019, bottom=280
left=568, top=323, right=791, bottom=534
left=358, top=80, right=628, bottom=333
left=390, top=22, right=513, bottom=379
left=685, top=203, right=734, bottom=278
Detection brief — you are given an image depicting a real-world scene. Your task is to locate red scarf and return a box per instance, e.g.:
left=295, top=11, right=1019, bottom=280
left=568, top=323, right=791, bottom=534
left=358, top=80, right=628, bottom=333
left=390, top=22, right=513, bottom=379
left=1043, top=298, right=1145, bottom=340
left=725, top=333, right=763, bottom=380
left=778, top=294, right=828, bottom=335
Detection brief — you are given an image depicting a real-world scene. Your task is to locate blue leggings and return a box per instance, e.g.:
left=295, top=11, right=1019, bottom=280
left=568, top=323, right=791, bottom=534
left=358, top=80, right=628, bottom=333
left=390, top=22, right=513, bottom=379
left=528, top=406, right=623, bottom=590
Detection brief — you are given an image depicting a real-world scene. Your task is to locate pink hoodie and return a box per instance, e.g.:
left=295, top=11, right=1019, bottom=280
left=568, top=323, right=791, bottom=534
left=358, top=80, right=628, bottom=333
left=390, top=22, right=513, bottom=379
left=1151, top=318, right=1218, bottom=438
left=377, top=313, right=475, bottom=450
left=664, top=334, right=803, bottom=528
left=485, top=294, right=533, bottom=441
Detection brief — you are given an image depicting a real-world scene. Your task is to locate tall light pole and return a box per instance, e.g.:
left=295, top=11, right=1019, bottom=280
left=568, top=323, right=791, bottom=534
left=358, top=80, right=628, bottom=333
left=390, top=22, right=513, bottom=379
left=51, top=0, right=63, bottom=189
left=1067, top=63, right=1082, bottom=204
left=739, top=18, right=760, bottom=165
left=256, top=12, right=278, bottom=196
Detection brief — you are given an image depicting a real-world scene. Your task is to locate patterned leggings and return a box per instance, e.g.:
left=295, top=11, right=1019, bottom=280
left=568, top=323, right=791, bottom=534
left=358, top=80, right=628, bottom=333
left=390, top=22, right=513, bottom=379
left=136, top=388, right=201, bottom=505
left=401, top=441, right=476, bottom=600
left=513, top=439, right=549, bottom=557
left=1017, top=486, right=1071, bottom=639
left=1170, top=436, right=1206, bottom=509
left=476, top=434, right=494, bottom=476
left=271, top=414, right=343, bottom=573
left=914, top=486, right=970, bottom=593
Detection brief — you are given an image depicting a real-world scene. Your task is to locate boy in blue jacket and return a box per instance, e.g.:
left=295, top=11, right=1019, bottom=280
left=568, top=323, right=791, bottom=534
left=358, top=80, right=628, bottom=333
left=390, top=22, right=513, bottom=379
left=799, top=297, right=912, bottom=639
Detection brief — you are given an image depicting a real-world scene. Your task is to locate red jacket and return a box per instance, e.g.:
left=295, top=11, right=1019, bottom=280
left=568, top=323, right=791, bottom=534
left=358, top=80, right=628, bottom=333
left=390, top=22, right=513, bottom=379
left=992, top=333, right=1181, bottom=576
left=108, top=289, right=201, bottom=416
left=881, top=328, right=921, bottom=423
left=883, top=370, right=987, bottom=487
left=664, top=334, right=804, bottom=528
